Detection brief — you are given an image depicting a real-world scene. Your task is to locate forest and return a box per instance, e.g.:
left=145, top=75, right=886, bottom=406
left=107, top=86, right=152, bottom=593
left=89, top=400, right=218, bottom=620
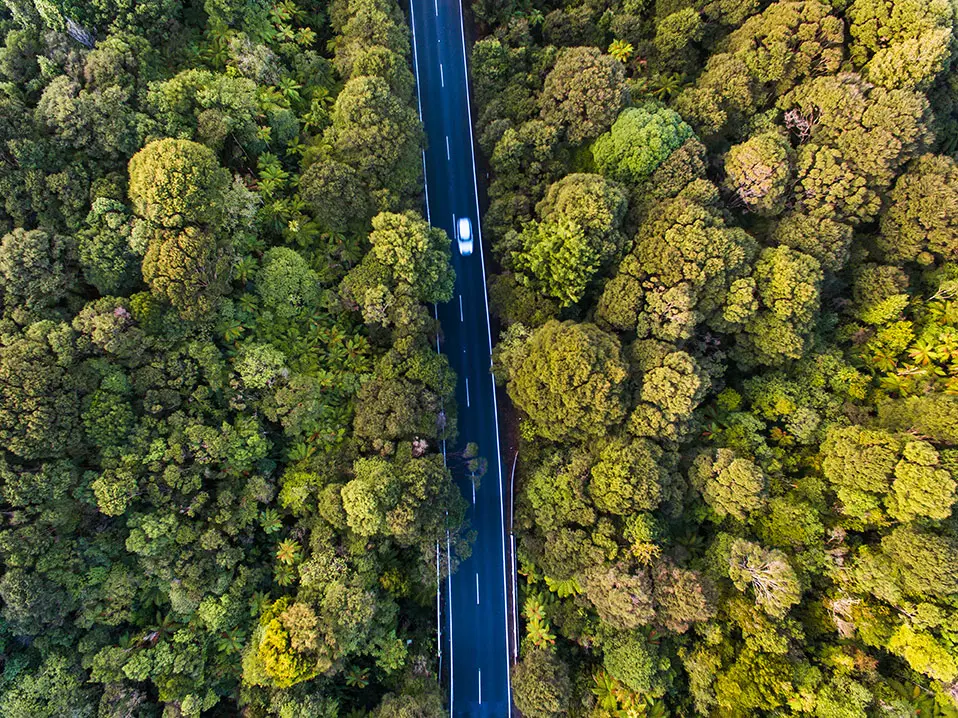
left=472, top=0, right=958, bottom=714
left=0, top=0, right=464, bottom=715
left=1, top=0, right=958, bottom=714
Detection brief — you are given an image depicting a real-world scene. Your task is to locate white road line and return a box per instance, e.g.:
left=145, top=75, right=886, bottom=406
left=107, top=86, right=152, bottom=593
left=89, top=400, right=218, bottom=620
left=476, top=573, right=480, bottom=604
left=435, top=0, right=438, bottom=14
left=472, top=481, right=476, bottom=504
left=446, top=527, right=454, bottom=709
left=440, top=63, right=444, bottom=87
left=436, top=542, right=442, bottom=664
left=445, top=135, right=450, bottom=161
left=465, top=377, right=470, bottom=407
left=459, top=295, right=463, bottom=322
left=511, top=534, right=518, bottom=660
left=454, top=0, right=513, bottom=706
left=478, top=670, right=482, bottom=705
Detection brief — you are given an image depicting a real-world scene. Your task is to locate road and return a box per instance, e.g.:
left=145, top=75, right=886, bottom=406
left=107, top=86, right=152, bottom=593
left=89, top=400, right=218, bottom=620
left=408, top=0, right=513, bottom=714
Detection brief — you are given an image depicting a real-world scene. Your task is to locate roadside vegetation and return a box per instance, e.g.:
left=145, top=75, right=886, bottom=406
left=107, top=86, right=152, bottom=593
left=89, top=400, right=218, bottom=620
left=0, top=0, right=461, bottom=715
left=472, top=0, right=958, bottom=714
left=3, top=0, right=958, bottom=714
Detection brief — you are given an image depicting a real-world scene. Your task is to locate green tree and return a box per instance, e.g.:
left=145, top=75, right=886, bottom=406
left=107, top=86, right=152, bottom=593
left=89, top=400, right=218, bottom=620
left=141, top=225, right=231, bottom=320
left=847, top=0, right=955, bottom=90
left=728, top=539, right=802, bottom=617
left=771, top=212, right=853, bottom=272
left=511, top=649, right=572, bottom=718
left=723, top=131, right=792, bottom=216
left=0, top=655, right=96, bottom=718
left=589, top=438, right=665, bottom=515
left=652, top=559, right=715, bottom=633
left=602, top=630, right=657, bottom=693
left=880, top=525, right=958, bottom=599
left=820, top=425, right=901, bottom=523
left=497, top=320, right=628, bottom=441
left=583, top=562, right=655, bottom=630
left=675, top=0, right=844, bottom=137
left=877, top=154, right=958, bottom=265
left=128, top=138, right=231, bottom=229
left=736, top=246, right=822, bottom=366
left=299, top=159, right=373, bottom=233
left=255, top=247, right=321, bottom=320
left=654, top=8, right=704, bottom=67
left=326, top=75, right=422, bottom=207
left=367, top=211, right=454, bottom=303
left=0, top=227, right=74, bottom=317
left=621, top=181, right=758, bottom=340
left=0, top=321, right=86, bottom=461
left=592, top=103, right=695, bottom=184
left=690, top=448, right=766, bottom=521
left=77, top=199, right=140, bottom=296
left=539, top=46, right=628, bottom=143
left=782, top=74, right=930, bottom=226
left=353, top=343, right=457, bottom=446
left=885, top=440, right=956, bottom=522
left=513, top=172, right=627, bottom=307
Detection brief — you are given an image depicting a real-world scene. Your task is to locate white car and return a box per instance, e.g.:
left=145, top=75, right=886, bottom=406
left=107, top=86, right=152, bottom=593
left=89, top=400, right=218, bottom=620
left=457, top=216, right=473, bottom=256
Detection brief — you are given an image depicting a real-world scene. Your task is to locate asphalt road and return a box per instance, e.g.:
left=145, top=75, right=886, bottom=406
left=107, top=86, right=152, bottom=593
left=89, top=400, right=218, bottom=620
left=408, top=0, right=513, bottom=714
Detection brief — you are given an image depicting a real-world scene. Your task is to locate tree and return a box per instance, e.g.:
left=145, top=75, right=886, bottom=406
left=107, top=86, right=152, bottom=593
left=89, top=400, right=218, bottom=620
left=77, top=199, right=140, bottom=296
left=35, top=73, right=142, bottom=161
left=623, top=181, right=758, bottom=339
left=245, top=598, right=325, bottom=689
left=128, top=138, right=231, bottom=229
left=602, top=630, right=657, bottom=693
left=877, top=154, right=958, bottom=265
left=654, top=8, right=704, bottom=67
left=141, top=225, right=231, bottom=320
left=0, top=321, right=86, bottom=461
left=690, top=448, right=766, bottom=521
left=0, top=655, right=96, bottom=718
left=372, top=683, right=445, bottom=718
left=735, top=246, right=822, bottom=366
left=728, top=539, right=801, bottom=618
left=847, top=0, right=955, bottom=90
left=592, top=103, right=695, bottom=184
left=513, top=173, right=627, bottom=306
left=326, top=75, right=422, bottom=207
left=583, top=562, right=655, bottom=630
left=782, top=74, right=930, bottom=226
left=146, top=69, right=260, bottom=151
left=353, top=344, right=457, bottom=446
left=820, top=425, right=901, bottom=522
left=652, top=559, right=715, bottom=633
left=887, top=625, right=958, bottom=683
left=589, top=438, right=665, bottom=515
left=885, top=440, right=956, bottom=522
left=367, top=211, right=454, bottom=303
left=723, top=131, right=792, bottom=216
left=255, top=247, right=321, bottom=320
left=629, top=348, right=711, bottom=440
left=524, top=447, right=597, bottom=531
left=299, top=159, right=372, bottom=233
left=511, top=649, right=572, bottom=718
left=771, top=212, right=853, bottom=272
left=675, top=0, right=844, bottom=137
left=539, top=46, right=628, bottom=143
left=0, top=227, right=74, bottom=317
left=880, top=525, right=958, bottom=599
left=497, top=320, right=628, bottom=441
